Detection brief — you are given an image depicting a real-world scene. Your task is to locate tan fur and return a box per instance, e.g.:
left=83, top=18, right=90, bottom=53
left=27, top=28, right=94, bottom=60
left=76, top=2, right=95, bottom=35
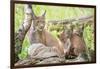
left=28, top=11, right=64, bottom=57
left=70, top=33, right=86, bottom=56
left=35, top=30, right=64, bottom=57
left=59, top=24, right=87, bottom=58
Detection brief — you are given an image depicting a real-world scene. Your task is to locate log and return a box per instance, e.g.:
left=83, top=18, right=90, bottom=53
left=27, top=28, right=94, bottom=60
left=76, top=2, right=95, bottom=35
left=48, top=15, right=94, bottom=24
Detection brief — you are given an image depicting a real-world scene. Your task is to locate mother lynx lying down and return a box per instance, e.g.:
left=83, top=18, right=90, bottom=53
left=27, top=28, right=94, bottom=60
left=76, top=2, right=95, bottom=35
left=28, top=10, right=64, bottom=57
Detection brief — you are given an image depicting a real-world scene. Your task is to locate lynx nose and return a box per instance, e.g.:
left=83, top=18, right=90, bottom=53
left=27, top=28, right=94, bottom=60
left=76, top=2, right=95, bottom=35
left=40, top=24, right=44, bottom=27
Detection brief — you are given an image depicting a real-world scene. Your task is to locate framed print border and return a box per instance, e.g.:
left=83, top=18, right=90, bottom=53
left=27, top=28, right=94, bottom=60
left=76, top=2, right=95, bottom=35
left=10, top=1, right=96, bottom=69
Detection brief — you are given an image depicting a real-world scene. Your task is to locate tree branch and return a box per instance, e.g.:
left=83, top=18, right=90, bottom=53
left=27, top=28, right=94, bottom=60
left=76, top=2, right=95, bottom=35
left=48, top=15, right=94, bottom=24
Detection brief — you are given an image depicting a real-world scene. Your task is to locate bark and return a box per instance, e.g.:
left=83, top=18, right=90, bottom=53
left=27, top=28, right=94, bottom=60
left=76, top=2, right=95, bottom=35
left=15, top=4, right=33, bottom=62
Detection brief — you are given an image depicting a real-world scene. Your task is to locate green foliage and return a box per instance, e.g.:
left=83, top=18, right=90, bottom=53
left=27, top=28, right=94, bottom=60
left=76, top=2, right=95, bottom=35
left=15, top=4, right=94, bottom=60
left=50, top=30, right=59, bottom=39
left=15, top=4, right=24, bottom=32
left=18, top=46, right=28, bottom=59
left=84, top=24, right=94, bottom=50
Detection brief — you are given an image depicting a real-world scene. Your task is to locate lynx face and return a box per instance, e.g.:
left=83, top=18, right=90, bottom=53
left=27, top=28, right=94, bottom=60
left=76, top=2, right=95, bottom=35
left=33, top=11, right=46, bottom=32
left=72, top=23, right=84, bottom=36
left=59, top=24, right=72, bottom=44
left=34, top=16, right=45, bottom=31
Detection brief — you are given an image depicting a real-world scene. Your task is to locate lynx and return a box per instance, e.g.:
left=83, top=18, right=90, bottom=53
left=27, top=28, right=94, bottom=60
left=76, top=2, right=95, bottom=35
left=70, top=23, right=89, bottom=60
left=59, top=23, right=89, bottom=61
left=28, top=11, right=64, bottom=57
left=59, top=24, right=72, bottom=58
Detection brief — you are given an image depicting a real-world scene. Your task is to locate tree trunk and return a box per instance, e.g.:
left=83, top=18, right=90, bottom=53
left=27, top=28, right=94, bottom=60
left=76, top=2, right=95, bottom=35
left=15, top=4, right=33, bottom=62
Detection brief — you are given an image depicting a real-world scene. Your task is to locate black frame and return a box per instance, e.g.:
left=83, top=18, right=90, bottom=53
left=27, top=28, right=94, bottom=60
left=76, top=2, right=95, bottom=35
left=10, top=1, right=96, bottom=69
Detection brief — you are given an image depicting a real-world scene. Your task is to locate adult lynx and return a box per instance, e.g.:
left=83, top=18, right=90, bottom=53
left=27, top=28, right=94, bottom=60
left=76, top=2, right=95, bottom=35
left=28, top=11, right=64, bottom=57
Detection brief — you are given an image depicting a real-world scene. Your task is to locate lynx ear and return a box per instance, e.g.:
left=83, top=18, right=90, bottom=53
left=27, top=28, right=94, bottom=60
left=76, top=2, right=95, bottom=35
left=42, top=10, right=46, bottom=17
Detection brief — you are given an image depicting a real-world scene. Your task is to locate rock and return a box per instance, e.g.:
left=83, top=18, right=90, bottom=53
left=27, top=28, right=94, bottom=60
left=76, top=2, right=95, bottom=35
left=15, top=43, right=66, bottom=66
left=36, top=57, right=65, bottom=65
left=65, top=53, right=89, bottom=63
left=28, top=43, right=62, bottom=60
left=15, top=59, right=32, bottom=66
